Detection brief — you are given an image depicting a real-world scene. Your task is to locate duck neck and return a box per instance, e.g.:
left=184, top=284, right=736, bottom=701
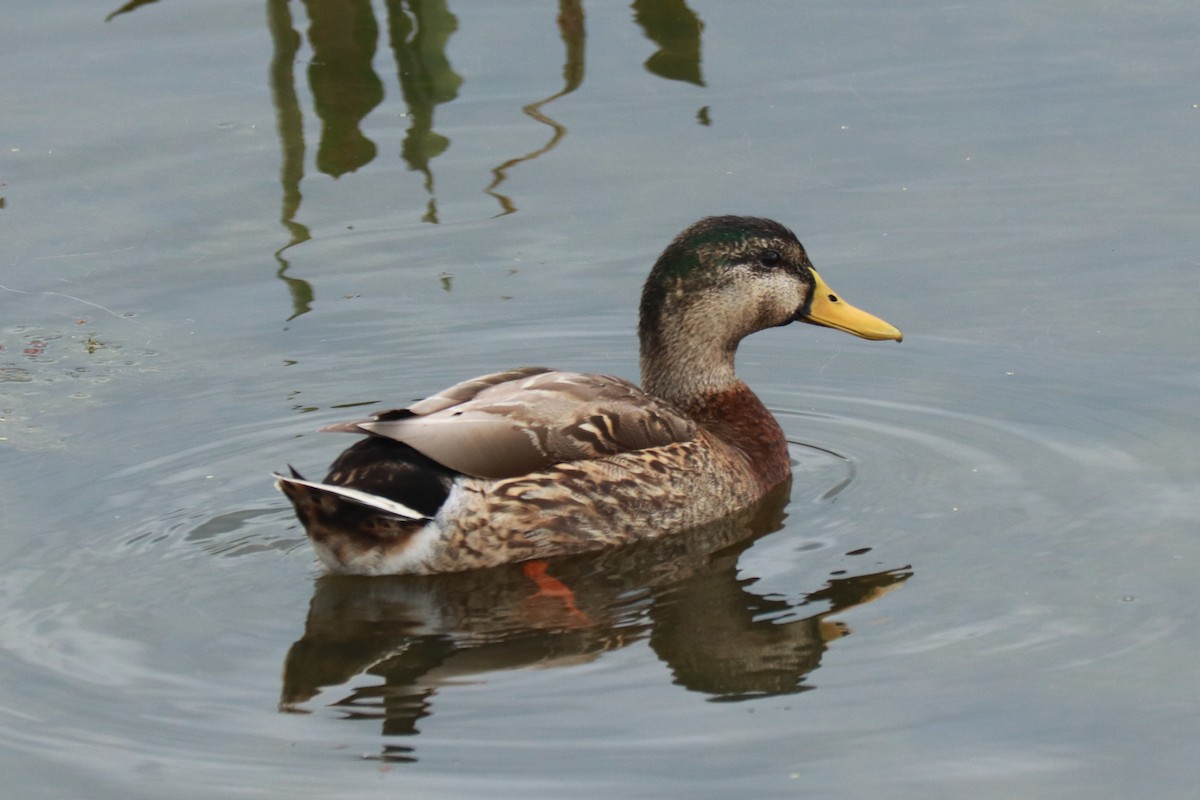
left=640, top=332, right=790, bottom=490
left=639, top=322, right=738, bottom=414
left=638, top=279, right=768, bottom=411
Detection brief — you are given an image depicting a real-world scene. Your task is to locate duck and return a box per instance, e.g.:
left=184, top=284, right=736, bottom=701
left=275, top=216, right=902, bottom=575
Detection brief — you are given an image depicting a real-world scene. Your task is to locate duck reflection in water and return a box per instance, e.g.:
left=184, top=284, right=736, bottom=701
left=280, top=479, right=910, bottom=762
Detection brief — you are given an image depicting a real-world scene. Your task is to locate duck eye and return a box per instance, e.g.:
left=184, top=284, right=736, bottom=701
left=759, top=249, right=781, bottom=267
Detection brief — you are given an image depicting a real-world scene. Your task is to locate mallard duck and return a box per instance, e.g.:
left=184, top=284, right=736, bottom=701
left=276, top=216, right=902, bottom=575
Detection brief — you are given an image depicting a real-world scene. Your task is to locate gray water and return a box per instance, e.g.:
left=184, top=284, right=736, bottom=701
left=3, top=1, right=1199, bottom=797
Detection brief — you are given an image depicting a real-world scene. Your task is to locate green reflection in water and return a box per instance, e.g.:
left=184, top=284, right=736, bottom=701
left=632, top=0, right=705, bottom=86
left=105, top=0, right=159, bottom=23
left=386, top=0, right=463, bottom=224
left=303, top=0, right=385, bottom=178
left=106, top=0, right=708, bottom=309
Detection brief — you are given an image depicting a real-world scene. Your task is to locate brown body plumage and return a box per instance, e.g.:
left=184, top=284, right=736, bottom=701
left=276, top=216, right=902, bottom=575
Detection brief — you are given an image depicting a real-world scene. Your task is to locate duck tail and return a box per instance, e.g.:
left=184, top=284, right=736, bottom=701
left=274, top=470, right=429, bottom=521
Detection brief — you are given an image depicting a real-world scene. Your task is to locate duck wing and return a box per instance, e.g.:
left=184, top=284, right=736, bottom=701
left=324, top=367, right=696, bottom=479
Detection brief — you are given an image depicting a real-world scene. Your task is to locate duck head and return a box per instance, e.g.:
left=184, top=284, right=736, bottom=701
left=638, top=216, right=902, bottom=403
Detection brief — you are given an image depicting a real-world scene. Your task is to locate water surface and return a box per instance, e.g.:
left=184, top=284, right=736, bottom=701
left=3, top=1, right=1199, bottom=797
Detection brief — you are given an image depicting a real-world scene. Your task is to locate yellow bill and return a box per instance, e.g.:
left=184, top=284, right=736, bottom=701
left=800, top=268, right=903, bottom=342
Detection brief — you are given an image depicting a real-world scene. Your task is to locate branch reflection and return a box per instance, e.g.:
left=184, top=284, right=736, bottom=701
left=485, top=0, right=585, bottom=216
left=267, top=0, right=314, bottom=320
left=107, top=0, right=709, bottom=312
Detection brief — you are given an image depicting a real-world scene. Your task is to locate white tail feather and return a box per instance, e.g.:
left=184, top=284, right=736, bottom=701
left=273, top=473, right=428, bottom=520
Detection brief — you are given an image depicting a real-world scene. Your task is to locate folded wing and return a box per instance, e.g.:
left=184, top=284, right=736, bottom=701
left=326, top=367, right=697, bottom=479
